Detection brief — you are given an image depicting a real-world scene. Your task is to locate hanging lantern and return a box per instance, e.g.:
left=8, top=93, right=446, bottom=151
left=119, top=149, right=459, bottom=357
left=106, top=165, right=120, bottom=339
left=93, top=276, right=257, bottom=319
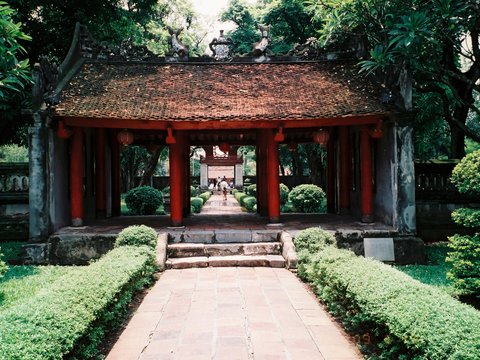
left=117, top=129, right=134, bottom=147
left=219, top=142, right=230, bottom=153
left=313, top=129, right=330, bottom=147
left=56, top=121, right=73, bottom=139
left=287, top=142, right=298, bottom=152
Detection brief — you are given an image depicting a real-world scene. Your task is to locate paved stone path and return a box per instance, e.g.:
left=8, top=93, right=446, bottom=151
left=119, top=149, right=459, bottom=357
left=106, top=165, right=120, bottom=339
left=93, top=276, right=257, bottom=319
left=199, top=193, right=244, bottom=215
left=107, top=267, right=362, bottom=360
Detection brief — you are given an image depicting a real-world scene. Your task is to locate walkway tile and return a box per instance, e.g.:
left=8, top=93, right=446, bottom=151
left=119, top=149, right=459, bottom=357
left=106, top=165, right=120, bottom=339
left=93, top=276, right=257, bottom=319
left=107, top=268, right=362, bottom=360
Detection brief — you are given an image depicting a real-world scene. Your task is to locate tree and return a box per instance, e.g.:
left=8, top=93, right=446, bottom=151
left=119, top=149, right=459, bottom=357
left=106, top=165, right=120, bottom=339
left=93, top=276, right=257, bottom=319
left=0, top=1, right=32, bottom=145
left=221, top=0, right=259, bottom=54
left=307, top=0, right=480, bottom=158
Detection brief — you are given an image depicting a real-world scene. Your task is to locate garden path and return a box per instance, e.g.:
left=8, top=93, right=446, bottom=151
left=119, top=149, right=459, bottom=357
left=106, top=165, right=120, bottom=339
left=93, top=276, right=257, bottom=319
left=106, top=267, right=362, bottom=360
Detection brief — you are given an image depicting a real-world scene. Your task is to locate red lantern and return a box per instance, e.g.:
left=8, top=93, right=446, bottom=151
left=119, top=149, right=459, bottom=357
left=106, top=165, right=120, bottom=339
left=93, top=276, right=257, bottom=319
left=313, top=129, right=330, bottom=146
left=56, top=121, right=73, bottom=139
left=117, top=129, right=134, bottom=147
left=219, top=142, right=230, bottom=153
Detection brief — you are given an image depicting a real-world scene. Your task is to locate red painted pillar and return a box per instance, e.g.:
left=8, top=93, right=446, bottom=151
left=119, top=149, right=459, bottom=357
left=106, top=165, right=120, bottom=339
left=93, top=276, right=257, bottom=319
left=267, top=129, right=281, bottom=223
left=169, top=131, right=184, bottom=226
left=95, top=128, right=107, bottom=218
left=110, top=131, right=121, bottom=217
left=339, top=126, right=350, bottom=214
left=360, top=125, right=374, bottom=223
left=326, top=131, right=335, bottom=213
left=70, top=128, right=84, bottom=226
left=184, top=134, right=191, bottom=216
left=256, top=129, right=268, bottom=216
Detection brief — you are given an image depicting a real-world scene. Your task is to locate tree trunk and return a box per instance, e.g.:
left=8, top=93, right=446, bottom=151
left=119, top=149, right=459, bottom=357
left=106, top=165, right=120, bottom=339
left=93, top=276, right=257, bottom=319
left=139, top=146, right=163, bottom=186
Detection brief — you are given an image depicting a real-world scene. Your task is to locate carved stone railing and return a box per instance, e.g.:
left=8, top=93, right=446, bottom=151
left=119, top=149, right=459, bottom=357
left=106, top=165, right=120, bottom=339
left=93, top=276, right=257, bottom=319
left=0, top=163, right=29, bottom=196
left=415, top=161, right=460, bottom=200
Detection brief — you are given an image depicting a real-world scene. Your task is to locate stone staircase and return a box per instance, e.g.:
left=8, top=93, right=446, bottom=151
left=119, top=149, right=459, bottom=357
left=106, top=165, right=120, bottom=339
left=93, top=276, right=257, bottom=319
left=165, top=230, right=292, bottom=269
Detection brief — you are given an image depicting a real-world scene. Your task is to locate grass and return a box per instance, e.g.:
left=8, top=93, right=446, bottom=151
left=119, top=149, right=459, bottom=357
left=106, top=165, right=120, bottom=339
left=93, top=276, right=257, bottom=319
left=396, top=243, right=453, bottom=293
left=0, top=265, right=77, bottom=311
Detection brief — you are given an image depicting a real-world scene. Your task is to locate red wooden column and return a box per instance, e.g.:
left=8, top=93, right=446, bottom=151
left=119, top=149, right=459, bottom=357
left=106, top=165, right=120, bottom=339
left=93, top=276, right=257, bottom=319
left=360, top=125, right=374, bottom=222
left=183, top=133, right=191, bottom=216
left=266, top=129, right=281, bottom=223
left=110, top=131, right=121, bottom=217
left=339, top=126, right=350, bottom=214
left=70, top=127, right=84, bottom=226
left=169, top=130, right=184, bottom=226
left=326, top=132, right=335, bottom=213
left=95, top=128, right=107, bottom=218
left=256, top=129, right=268, bottom=216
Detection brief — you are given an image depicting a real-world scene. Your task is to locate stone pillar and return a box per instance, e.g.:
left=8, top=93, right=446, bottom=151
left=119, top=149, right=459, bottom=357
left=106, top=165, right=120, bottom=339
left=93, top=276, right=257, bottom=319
left=235, top=164, right=243, bottom=187
left=339, top=126, right=350, bottom=214
left=200, top=163, right=208, bottom=188
left=266, top=129, right=280, bottom=223
left=70, top=127, right=85, bottom=226
left=29, top=113, right=49, bottom=242
left=360, top=125, right=374, bottom=223
left=394, top=112, right=417, bottom=234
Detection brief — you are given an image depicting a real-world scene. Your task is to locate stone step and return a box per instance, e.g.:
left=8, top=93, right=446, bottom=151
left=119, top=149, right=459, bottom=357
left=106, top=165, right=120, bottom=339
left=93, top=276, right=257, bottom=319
left=165, top=255, right=285, bottom=269
left=167, top=242, right=282, bottom=258
left=168, top=230, right=279, bottom=244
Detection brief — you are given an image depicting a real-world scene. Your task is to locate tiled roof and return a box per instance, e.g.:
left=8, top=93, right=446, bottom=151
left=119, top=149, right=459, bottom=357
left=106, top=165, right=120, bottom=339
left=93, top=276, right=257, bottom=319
left=54, top=61, right=387, bottom=122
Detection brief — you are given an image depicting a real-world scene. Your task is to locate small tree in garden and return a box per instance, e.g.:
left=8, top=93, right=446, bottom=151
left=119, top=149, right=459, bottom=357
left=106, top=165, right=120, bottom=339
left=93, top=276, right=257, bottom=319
left=288, top=184, right=326, bottom=213
left=447, top=150, right=480, bottom=296
left=125, top=186, right=163, bottom=215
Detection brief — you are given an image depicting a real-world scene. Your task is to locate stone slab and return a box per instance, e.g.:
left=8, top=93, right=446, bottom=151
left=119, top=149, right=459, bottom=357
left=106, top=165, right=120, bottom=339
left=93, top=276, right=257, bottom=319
left=156, top=233, right=168, bottom=271
left=168, top=243, right=205, bottom=257
left=251, top=230, right=279, bottom=243
left=363, top=238, right=395, bottom=262
left=166, top=256, right=209, bottom=269
left=215, top=230, right=252, bottom=243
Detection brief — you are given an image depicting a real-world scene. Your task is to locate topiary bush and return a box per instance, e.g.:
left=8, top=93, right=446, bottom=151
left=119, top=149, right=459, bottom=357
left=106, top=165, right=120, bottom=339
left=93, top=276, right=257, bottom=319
left=190, top=186, right=200, bottom=197
left=0, top=246, right=156, bottom=359
left=234, top=191, right=248, bottom=206
left=279, top=183, right=289, bottom=205
left=198, top=191, right=211, bottom=203
left=294, top=227, right=336, bottom=253
left=299, top=246, right=480, bottom=359
left=125, top=186, right=163, bottom=215
left=191, top=197, right=204, bottom=213
left=243, top=196, right=256, bottom=212
left=246, top=184, right=256, bottom=196
left=288, top=184, right=326, bottom=213
left=447, top=150, right=480, bottom=296
left=115, top=225, right=157, bottom=249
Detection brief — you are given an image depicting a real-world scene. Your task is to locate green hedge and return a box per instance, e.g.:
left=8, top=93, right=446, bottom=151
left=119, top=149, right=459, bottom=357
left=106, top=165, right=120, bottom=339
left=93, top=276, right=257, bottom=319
left=115, top=225, right=157, bottom=249
left=191, top=197, right=204, bottom=213
left=234, top=191, right=248, bottom=205
left=246, top=184, right=256, bottom=196
left=279, top=183, right=289, bottom=205
left=299, top=245, right=480, bottom=359
left=243, top=196, right=256, bottom=212
left=198, top=191, right=211, bottom=203
left=0, top=246, right=6, bottom=279
left=288, top=184, right=326, bottom=213
left=0, top=246, right=156, bottom=359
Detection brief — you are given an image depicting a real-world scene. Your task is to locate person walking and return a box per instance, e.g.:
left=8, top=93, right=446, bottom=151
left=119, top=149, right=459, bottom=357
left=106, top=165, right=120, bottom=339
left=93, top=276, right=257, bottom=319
left=220, top=178, right=229, bottom=201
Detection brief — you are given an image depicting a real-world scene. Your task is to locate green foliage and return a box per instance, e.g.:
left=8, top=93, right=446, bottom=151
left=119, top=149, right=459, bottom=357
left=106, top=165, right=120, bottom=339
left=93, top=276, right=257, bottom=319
left=0, top=144, right=28, bottom=162
left=221, top=0, right=258, bottom=55
left=115, top=225, right=157, bottom=249
left=242, top=196, right=256, bottom=212
left=190, top=185, right=199, bottom=197
left=198, top=191, right=211, bottom=203
left=234, top=191, right=248, bottom=206
left=162, top=186, right=170, bottom=194
left=0, top=266, right=75, bottom=310
left=0, top=246, right=156, bottom=359
left=0, top=2, right=32, bottom=145
left=447, top=234, right=480, bottom=296
left=246, top=184, right=256, bottom=196
left=190, top=197, right=204, bottom=213
left=279, top=183, right=289, bottom=205
left=125, top=186, right=163, bottom=215
left=293, top=227, right=336, bottom=253
left=0, top=241, right=23, bottom=263
left=288, top=184, right=326, bottom=213
left=450, top=150, right=480, bottom=195
left=451, top=208, right=480, bottom=228
left=300, top=246, right=480, bottom=359
left=0, top=248, right=6, bottom=279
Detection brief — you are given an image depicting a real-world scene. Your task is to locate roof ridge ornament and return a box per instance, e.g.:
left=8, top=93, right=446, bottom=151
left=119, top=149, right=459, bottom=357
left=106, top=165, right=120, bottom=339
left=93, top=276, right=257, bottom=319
left=209, top=30, right=233, bottom=61
left=252, top=24, right=271, bottom=57
left=167, top=26, right=189, bottom=58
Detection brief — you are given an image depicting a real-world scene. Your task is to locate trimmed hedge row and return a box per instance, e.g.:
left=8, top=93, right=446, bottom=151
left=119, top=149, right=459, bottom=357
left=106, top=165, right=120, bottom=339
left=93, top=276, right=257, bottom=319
left=298, top=242, right=480, bottom=359
left=0, top=246, right=156, bottom=359
left=243, top=196, right=256, bottom=212
left=191, top=197, right=204, bottom=213
left=198, top=191, right=211, bottom=203
left=234, top=191, right=248, bottom=205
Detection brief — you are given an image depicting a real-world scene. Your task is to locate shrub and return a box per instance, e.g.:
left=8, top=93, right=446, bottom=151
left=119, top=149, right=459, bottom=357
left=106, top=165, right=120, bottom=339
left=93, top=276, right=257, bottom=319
left=232, top=189, right=238, bottom=195
left=0, top=246, right=156, bottom=359
left=294, top=227, right=336, bottom=253
left=198, top=191, right=211, bottom=203
left=288, top=184, right=326, bottom=213
left=234, top=191, right=248, bottom=206
left=0, top=247, right=7, bottom=279
left=246, top=184, right=256, bottom=196
left=300, top=246, right=480, bottom=359
left=447, top=151, right=480, bottom=296
left=281, top=201, right=294, bottom=213
left=115, top=225, right=157, bottom=249
left=161, top=186, right=170, bottom=194
left=243, top=196, right=256, bottom=212
left=191, top=197, right=204, bottom=213
left=190, top=186, right=199, bottom=197
left=279, top=183, right=289, bottom=205
left=125, top=186, right=163, bottom=215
